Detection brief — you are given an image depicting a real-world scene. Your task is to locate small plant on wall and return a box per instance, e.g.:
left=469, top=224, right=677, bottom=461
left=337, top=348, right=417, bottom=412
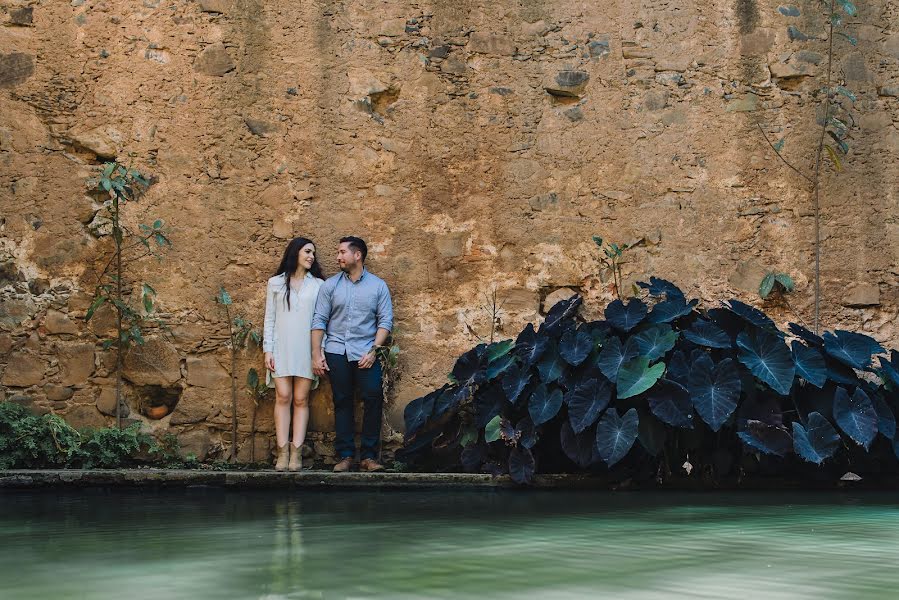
left=592, top=236, right=629, bottom=299
left=215, top=286, right=261, bottom=462
left=84, top=161, right=171, bottom=429
left=757, top=1, right=860, bottom=333
left=245, top=367, right=271, bottom=462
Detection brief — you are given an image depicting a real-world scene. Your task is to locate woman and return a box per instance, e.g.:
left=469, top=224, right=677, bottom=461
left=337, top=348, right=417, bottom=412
left=263, top=237, right=326, bottom=471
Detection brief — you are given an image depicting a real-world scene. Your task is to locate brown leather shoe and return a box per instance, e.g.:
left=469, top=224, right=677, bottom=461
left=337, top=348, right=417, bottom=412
left=359, top=458, right=385, bottom=473
left=333, top=457, right=354, bottom=473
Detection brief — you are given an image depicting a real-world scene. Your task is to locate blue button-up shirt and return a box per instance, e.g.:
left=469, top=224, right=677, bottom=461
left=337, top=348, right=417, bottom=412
left=311, top=268, right=393, bottom=361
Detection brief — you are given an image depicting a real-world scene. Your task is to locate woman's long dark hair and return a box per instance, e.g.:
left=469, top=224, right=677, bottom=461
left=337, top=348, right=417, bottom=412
left=273, top=237, right=325, bottom=310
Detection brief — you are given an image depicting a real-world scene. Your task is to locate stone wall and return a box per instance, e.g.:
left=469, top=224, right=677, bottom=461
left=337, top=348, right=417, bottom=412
left=1, top=0, right=897, bottom=463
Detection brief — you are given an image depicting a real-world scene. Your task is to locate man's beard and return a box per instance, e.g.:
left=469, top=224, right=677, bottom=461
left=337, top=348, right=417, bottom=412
left=339, top=263, right=350, bottom=273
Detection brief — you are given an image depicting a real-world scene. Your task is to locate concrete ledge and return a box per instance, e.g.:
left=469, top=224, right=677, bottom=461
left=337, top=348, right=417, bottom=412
left=2, top=470, right=898, bottom=491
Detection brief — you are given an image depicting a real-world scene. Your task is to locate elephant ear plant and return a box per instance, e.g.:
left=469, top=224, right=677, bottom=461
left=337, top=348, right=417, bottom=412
left=400, top=276, right=899, bottom=485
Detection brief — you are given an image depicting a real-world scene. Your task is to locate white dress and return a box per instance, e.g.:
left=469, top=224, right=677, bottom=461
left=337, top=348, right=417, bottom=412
left=262, top=272, right=324, bottom=387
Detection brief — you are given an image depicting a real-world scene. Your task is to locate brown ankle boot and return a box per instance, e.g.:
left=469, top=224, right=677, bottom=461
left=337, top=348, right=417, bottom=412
left=274, top=444, right=289, bottom=471
left=288, top=444, right=302, bottom=472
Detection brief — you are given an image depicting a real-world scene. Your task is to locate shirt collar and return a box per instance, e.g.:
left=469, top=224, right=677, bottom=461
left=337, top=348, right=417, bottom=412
left=342, top=267, right=367, bottom=283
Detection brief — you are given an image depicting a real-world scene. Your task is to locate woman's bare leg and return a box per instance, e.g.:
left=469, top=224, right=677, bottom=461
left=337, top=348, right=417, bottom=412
left=273, top=376, right=293, bottom=448
left=291, top=377, right=312, bottom=448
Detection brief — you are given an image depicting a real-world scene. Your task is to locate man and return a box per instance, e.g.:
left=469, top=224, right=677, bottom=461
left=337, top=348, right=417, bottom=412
left=312, top=236, right=394, bottom=473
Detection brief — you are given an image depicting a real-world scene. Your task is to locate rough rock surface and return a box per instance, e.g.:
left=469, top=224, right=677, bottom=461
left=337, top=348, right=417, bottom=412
left=1, top=1, right=897, bottom=464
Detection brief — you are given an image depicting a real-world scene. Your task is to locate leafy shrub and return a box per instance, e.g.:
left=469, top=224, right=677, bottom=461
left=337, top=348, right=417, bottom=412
left=0, top=402, right=182, bottom=469
left=400, top=277, right=899, bottom=484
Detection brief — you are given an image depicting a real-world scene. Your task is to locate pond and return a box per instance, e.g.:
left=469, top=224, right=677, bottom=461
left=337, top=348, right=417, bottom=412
left=1, top=489, right=897, bottom=599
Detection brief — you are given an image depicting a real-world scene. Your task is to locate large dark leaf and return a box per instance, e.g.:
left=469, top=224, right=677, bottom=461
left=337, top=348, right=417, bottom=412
left=666, top=350, right=691, bottom=385
left=647, top=378, right=694, bottom=429
left=878, top=353, right=899, bottom=389
left=560, top=420, right=597, bottom=468
left=826, top=358, right=861, bottom=386
left=508, top=446, right=536, bottom=484
left=646, top=296, right=697, bottom=324
left=528, top=383, right=564, bottom=426
left=616, top=357, right=665, bottom=399
left=833, top=386, right=878, bottom=450
left=516, top=323, right=548, bottom=365
left=565, top=377, right=612, bottom=433
left=688, top=356, right=741, bottom=432
left=460, top=442, right=487, bottom=472
left=632, top=324, right=679, bottom=361
left=594, top=408, right=639, bottom=467
left=560, top=327, right=594, bottom=366
left=473, top=380, right=506, bottom=429
left=791, top=341, right=827, bottom=388
left=637, top=276, right=685, bottom=299
left=873, top=394, right=896, bottom=440
left=724, top=299, right=783, bottom=336
left=486, top=339, right=515, bottom=363
left=736, top=329, right=795, bottom=395
left=597, top=336, right=639, bottom=382
left=823, top=330, right=885, bottom=370
left=637, top=412, right=667, bottom=456
left=403, top=386, right=442, bottom=436
left=789, top=322, right=824, bottom=347
left=517, top=416, right=537, bottom=449
left=451, top=347, right=486, bottom=388
left=738, top=420, right=793, bottom=456
left=792, top=412, right=841, bottom=464
left=501, top=362, right=532, bottom=406
left=604, top=298, right=647, bottom=332
left=433, top=385, right=470, bottom=419
left=486, top=353, right=517, bottom=380
left=541, top=295, right=582, bottom=337
left=537, top=344, right=566, bottom=384
left=683, top=319, right=732, bottom=349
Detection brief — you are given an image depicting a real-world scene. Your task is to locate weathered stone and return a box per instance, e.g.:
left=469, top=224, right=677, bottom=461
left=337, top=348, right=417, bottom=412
left=878, top=86, right=899, bottom=98
left=96, top=387, right=118, bottom=416
left=2, top=352, right=47, bottom=387
left=63, top=405, right=107, bottom=430
left=194, top=42, right=235, bottom=76
left=57, top=343, right=96, bottom=387
left=169, top=386, right=220, bottom=424
left=0, top=297, right=36, bottom=329
left=186, top=355, right=230, bottom=389
left=272, top=217, right=292, bottom=239
left=642, top=90, right=669, bottom=111
left=542, top=288, right=578, bottom=313
left=725, top=93, right=759, bottom=113
left=543, top=70, right=589, bottom=97
left=440, top=57, right=467, bottom=75
left=379, top=18, right=407, bottom=37
left=69, top=128, right=117, bottom=159
left=588, top=38, right=610, bottom=58
left=884, top=33, right=899, bottom=60
left=198, top=0, right=231, bottom=12
left=122, top=338, right=181, bottom=386
left=499, top=289, right=538, bottom=312
left=177, top=429, right=213, bottom=461
left=44, top=384, right=75, bottom=402
left=843, top=284, right=880, bottom=307
left=529, top=192, right=560, bottom=211
left=435, top=232, right=468, bottom=258
left=729, top=260, right=767, bottom=295
left=9, top=6, right=33, bottom=26
left=0, top=333, right=12, bottom=356
left=655, top=56, right=690, bottom=72
left=468, top=32, right=517, bottom=56
left=0, top=52, right=34, bottom=88
left=842, top=53, right=871, bottom=83
left=44, top=310, right=79, bottom=335
left=770, top=61, right=809, bottom=79
left=741, top=28, right=775, bottom=55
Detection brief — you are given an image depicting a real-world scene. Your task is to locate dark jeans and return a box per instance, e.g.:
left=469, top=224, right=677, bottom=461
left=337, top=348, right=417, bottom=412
left=326, top=352, right=383, bottom=460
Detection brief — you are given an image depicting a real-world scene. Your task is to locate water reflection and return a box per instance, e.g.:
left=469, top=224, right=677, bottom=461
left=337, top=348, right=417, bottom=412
left=1, top=490, right=898, bottom=599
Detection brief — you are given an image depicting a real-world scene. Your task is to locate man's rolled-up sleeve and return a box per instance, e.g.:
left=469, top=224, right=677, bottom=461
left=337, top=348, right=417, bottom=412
left=376, top=282, right=393, bottom=332
left=311, top=281, right=332, bottom=331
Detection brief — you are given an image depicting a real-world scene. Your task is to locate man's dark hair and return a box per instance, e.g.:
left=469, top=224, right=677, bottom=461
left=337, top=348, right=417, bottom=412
left=340, top=236, right=368, bottom=262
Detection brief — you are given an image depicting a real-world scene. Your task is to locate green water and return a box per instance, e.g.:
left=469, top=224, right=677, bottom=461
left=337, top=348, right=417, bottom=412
left=1, top=489, right=898, bottom=599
